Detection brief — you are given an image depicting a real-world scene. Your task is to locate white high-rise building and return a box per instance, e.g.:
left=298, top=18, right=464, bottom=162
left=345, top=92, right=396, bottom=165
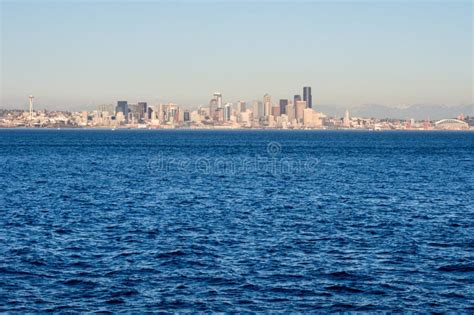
left=213, top=92, right=222, bottom=108
left=253, top=101, right=264, bottom=119
left=263, top=94, right=271, bottom=117
left=343, top=109, right=350, bottom=127
left=295, top=100, right=307, bottom=123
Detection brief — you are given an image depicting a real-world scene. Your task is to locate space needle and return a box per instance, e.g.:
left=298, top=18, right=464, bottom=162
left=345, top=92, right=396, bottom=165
left=28, top=95, right=34, bottom=123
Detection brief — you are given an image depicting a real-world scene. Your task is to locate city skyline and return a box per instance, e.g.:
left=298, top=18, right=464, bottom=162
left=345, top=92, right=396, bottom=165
left=1, top=86, right=472, bottom=130
left=1, top=1, right=472, bottom=110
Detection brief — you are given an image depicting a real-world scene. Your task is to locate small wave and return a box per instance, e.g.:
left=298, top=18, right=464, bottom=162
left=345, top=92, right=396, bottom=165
left=105, top=298, right=125, bottom=305
left=437, top=264, right=474, bottom=272
left=440, top=292, right=465, bottom=298
left=61, top=279, right=98, bottom=287
left=325, top=285, right=364, bottom=293
left=154, top=249, right=187, bottom=259
left=110, top=289, right=139, bottom=298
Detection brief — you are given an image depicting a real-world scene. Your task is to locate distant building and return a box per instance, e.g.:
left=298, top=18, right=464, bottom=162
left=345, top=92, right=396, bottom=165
left=190, top=110, right=202, bottom=122
left=279, top=99, right=288, bottom=115
left=240, top=109, right=253, bottom=127
left=303, top=87, right=312, bottom=108
left=215, top=108, right=224, bottom=122
left=224, top=103, right=232, bottom=121
left=294, top=95, right=302, bottom=107
left=147, top=107, right=154, bottom=120
left=237, top=101, right=246, bottom=113
left=263, top=94, right=271, bottom=117
left=253, top=100, right=264, bottom=119
left=214, top=92, right=222, bottom=108
left=183, top=110, right=190, bottom=122
left=116, top=101, right=128, bottom=116
left=285, top=104, right=295, bottom=122
left=209, top=98, right=218, bottom=120
left=343, top=109, right=350, bottom=127
left=303, top=108, right=314, bottom=126
left=304, top=108, right=322, bottom=127
left=295, top=100, right=307, bottom=123
left=271, top=106, right=280, bottom=117
left=138, top=102, right=147, bottom=121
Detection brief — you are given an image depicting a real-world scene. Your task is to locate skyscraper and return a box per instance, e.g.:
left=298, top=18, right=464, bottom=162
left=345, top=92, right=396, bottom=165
left=214, top=92, right=222, bottom=108
left=294, top=95, right=301, bottom=107
left=237, top=101, right=246, bottom=113
left=209, top=98, right=217, bottom=120
left=116, top=101, right=129, bottom=122
left=253, top=101, right=264, bottom=119
left=263, top=94, right=271, bottom=117
left=138, top=102, right=147, bottom=121
left=279, top=99, right=288, bottom=115
left=303, top=87, right=312, bottom=108
left=295, top=100, right=307, bottom=123
left=271, top=106, right=280, bottom=117
left=285, top=104, right=295, bottom=121
left=224, top=103, right=232, bottom=121
left=343, top=109, right=350, bottom=127
left=183, top=110, right=190, bottom=122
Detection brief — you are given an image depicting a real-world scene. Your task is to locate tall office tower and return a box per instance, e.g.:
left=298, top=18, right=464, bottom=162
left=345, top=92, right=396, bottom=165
left=116, top=101, right=129, bottom=122
left=343, top=109, right=350, bottom=127
left=285, top=104, right=295, bottom=121
left=253, top=100, right=263, bottom=119
left=294, top=95, right=302, bottom=106
left=214, top=92, right=223, bottom=108
left=183, top=110, right=190, bottom=122
left=209, top=98, right=218, bottom=119
left=303, top=86, right=312, bottom=108
left=98, top=104, right=115, bottom=115
left=165, top=103, right=179, bottom=123
left=238, top=101, right=246, bottom=113
left=224, top=103, right=232, bottom=121
left=127, top=104, right=139, bottom=123
left=279, top=99, right=288, bottom=115
left=147, top=107, right=154, bottom=120
left=295, top=100, right=307, bottom=122
left=137, top=102, right=148, bottom=121
left=263, top=94, right=271, bottom=117
left=271, top=106, right=281, bottom=117
left=215, top=108, right=224, bottom=122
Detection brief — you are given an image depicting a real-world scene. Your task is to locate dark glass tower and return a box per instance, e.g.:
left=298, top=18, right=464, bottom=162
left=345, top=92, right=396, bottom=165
left=116, top=101, right=128, bottom=115
left=279, top=99, right=288, bottom=115
left=137, top=102, right=147, bottom=120
left=303, top=87, right=312, bottom=108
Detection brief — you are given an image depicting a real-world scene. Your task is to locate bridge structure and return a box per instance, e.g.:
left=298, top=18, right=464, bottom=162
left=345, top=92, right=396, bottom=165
left=434, top=119, right=469, bottom=130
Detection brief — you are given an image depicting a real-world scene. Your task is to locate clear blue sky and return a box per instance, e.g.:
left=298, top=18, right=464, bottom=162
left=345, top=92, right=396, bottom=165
left=1, top=0, right=472, bottom=110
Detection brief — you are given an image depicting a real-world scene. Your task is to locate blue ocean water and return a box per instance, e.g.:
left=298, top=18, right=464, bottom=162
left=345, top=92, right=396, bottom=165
left=0, top=129, right=473, bottom=312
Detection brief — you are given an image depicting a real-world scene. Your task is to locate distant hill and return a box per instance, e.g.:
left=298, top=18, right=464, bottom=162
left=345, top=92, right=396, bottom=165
left=316, top=104, right=474, bottom=120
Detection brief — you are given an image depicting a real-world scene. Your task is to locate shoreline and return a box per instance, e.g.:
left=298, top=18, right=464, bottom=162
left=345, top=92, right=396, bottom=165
left=0, top=127, right=472, bottom=132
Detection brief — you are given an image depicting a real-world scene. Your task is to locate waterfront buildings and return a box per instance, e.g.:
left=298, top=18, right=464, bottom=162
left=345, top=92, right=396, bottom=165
left=1, top=87, right=472, bottom=130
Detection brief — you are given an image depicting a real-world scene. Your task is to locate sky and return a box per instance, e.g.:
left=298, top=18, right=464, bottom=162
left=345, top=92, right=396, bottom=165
left=1, top=0, right=472, bottom=111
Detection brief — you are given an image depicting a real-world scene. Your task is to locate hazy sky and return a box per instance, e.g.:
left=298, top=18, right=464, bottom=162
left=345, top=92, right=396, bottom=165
left=1, top=0, right=472, bottom=110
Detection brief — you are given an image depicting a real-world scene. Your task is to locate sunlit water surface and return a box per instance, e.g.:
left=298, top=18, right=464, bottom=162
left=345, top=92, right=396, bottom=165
left=1, top=130, right=473, bottom=312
